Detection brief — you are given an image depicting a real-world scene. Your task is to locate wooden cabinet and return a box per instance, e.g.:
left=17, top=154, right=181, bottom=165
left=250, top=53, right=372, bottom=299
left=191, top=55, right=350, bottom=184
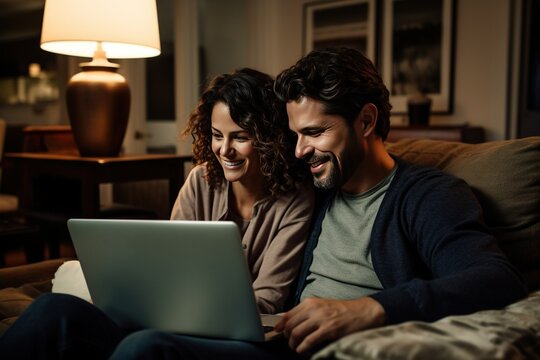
left=386, top=125, right=485, bottom=144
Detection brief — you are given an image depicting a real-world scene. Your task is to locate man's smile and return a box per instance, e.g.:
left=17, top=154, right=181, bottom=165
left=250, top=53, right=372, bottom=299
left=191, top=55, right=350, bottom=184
left=309, top=160, right=326, bottom=174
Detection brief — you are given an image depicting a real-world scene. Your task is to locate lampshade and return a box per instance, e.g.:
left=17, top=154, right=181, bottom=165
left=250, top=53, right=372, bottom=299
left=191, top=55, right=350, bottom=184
left=40, top=0, right=161, bottom=59
left=39, top=0, right=160, bottom=157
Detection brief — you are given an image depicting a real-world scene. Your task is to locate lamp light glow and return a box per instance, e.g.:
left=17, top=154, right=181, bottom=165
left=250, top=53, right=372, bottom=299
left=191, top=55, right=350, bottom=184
left=40, top=0, right=161, bottom=157
left=40, top=0, right=161, bottom=59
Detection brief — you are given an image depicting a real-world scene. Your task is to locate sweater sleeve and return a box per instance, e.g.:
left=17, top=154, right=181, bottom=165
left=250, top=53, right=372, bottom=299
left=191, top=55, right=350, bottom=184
left=252, top=184, right=315, bottom=314
left=169, top=165, right=202, bottom=221
left=369, top=163, right=528, bottom=324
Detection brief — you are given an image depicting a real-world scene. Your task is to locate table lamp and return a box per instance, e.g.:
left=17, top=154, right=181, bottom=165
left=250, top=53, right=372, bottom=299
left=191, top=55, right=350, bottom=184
left=40, top=0, right=161, bottom=157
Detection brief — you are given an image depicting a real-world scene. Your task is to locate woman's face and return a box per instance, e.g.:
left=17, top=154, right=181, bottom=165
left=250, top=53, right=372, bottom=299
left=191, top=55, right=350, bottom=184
left=211, top=102, right=262, bottom=184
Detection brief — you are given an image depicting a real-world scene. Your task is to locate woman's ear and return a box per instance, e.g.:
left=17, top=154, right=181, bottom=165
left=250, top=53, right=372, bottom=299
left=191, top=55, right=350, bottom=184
left=355, top=103, right=378, bottom=137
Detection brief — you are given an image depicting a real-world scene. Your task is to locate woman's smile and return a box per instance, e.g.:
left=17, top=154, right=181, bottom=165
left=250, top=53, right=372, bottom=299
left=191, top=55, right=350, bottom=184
left=222, top=159, right=246, bottom=169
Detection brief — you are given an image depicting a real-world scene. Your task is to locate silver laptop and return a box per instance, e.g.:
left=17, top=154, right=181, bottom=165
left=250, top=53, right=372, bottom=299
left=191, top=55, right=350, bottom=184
left=67, top=218, right=281, bottom=342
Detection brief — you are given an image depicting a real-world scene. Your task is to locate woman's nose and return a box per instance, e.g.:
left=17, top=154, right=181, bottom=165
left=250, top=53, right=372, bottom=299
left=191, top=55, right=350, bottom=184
left=220, top=139, right=234, bottom=156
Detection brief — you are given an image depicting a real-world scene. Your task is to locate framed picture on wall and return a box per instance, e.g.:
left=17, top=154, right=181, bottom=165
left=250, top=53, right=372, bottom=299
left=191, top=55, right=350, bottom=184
left=303, top=0, right=377, bottom=63
left=382, top=0, right=456, bottom=114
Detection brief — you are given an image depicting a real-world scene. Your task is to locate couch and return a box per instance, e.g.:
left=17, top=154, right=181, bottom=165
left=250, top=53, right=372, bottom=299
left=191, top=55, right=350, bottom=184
left=1, top=137, right=539, bottom=359
left=313, top=136, right=540, bottom=359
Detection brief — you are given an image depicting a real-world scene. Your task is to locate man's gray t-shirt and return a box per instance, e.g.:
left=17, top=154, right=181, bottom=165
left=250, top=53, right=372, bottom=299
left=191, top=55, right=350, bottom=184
left=301, top=167, right=397, bottom=301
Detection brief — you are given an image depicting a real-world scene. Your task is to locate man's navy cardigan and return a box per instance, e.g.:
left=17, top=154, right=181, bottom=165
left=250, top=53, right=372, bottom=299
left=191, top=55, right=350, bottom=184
left=293, top=158, right=528, bottom=325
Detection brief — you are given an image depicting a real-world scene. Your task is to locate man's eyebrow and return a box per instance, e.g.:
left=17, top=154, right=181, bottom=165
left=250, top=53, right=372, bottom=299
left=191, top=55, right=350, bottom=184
left=299, top=126, right=321, bottom=132
left=299, top=125, right=328, bottom=134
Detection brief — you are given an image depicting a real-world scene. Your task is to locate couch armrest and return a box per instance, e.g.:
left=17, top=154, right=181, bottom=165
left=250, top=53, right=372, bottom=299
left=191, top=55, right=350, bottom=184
left=0, top=258, right=71, bottom=289
left=0, top=259, right=73, bottom=336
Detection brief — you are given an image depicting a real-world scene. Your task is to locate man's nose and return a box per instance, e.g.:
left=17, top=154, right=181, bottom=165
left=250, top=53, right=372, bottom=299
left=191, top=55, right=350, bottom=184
left=295, top=135, right=313, bottom=160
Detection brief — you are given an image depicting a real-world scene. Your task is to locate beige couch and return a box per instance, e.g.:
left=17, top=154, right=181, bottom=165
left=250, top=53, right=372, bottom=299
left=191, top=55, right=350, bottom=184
left=1, top=137, right=539, bottom=358
left=313, top=136, right=540, bottom=359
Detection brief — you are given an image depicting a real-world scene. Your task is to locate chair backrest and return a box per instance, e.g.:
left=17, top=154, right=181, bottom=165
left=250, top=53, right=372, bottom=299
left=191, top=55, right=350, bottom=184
left=0, top=118, right=6, bottom=181
left=0, top=118, right=18, bottom=213
left=22, top=125, right=78, bottom=155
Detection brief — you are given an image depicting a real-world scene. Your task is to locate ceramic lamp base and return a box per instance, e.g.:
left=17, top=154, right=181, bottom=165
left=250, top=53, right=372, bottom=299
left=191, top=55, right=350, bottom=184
left=66, top=63, right=130, bottom=157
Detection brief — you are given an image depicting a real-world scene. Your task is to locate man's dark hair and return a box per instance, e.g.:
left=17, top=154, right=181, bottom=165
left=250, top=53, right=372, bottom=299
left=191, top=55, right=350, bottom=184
left=274, top=47, right=392, bottom=140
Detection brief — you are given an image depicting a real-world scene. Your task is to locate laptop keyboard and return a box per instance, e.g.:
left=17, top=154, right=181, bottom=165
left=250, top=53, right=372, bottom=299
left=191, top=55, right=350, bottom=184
left=263, top=326, right=274, bottom=333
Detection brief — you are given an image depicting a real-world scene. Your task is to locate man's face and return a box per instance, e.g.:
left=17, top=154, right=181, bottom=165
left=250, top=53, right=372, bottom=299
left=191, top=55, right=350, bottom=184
left=287, top=97, right=360, bottom=190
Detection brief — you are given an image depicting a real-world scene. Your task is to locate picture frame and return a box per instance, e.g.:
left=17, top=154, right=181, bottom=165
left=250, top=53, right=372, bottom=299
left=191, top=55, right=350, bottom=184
left=303, top=0, right=377, bottom=63
left=382, top=0, right=456, bottom=114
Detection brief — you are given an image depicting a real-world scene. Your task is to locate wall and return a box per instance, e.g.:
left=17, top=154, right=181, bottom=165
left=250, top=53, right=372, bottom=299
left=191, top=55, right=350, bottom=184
left=0, top=102, right=61, bottom=125
left=166, top=0, right=519, bottom=142
left=435, top=0, right=511, bottom=140
left=0, top=0, right=518, bottom=143
left=271, top=0, right=513, bottom=141
left=200, top=0, right=248, bottom=79
left=143, top=0, right=248, bottom=156
left=0, top=53, right=69, bottom=126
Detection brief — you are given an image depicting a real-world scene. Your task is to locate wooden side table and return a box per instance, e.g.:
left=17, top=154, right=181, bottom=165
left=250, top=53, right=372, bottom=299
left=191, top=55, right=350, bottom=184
left=386, top=125, right=485, bottom=144
left=4, top=153, right=192, bottom=259
left=5, top=153, right=191, bottom=219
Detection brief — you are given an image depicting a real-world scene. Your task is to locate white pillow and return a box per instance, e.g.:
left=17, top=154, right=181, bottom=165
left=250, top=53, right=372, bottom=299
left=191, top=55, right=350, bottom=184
left=51, top=260, right=92, bottom=303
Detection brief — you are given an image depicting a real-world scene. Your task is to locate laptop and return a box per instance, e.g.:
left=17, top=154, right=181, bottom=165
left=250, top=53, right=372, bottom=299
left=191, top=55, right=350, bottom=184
left=67, top=218, right=282, bottom=342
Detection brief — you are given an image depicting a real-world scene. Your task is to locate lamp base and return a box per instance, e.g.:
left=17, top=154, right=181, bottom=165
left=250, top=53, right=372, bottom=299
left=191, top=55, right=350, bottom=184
left=66, top=63, right=130, bottom=157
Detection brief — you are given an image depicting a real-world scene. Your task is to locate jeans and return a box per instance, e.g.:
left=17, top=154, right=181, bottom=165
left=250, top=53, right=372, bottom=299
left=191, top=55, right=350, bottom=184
left=0, top=293, right=304, bottom=360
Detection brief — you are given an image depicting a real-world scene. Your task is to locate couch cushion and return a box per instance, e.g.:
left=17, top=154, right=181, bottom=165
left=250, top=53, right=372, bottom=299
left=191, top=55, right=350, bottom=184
left=386, top=137, right=540, bottom=290
left=0, top=258, right=68, bottom=289
left=0, top=258, right=67, bottom=336
left=313, top=289, right=540, bottom=360
left=0, top=280, right=51, bottom=336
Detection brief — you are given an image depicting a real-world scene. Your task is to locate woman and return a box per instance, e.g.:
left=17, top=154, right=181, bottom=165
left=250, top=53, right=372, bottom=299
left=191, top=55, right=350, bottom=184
left=0, top=68, right=314, bottom=359
left=171, top=67, right=314, bottom=313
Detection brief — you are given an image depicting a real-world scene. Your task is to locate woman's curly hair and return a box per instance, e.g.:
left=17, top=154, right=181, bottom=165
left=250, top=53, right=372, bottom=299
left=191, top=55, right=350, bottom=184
left=183, top=68, right=308, bottom=197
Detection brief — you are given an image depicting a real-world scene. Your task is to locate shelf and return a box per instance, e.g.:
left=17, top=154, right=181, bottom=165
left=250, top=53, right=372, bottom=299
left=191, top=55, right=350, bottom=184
left=386, top=125, right=485, bottom=144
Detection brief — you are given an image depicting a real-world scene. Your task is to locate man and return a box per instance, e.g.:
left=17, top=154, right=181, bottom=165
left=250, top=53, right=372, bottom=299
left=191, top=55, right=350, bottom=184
left=270, top=47, right=527, bottom=354
left=0, top=48, right=527, bottom=360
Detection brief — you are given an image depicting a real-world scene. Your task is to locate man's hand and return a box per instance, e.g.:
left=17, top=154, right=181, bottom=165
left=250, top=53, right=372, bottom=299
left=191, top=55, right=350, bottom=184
left=274, top=297, right=385, bottom=354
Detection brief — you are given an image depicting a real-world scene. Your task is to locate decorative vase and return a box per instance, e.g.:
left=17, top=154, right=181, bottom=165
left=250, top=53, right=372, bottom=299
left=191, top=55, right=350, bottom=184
left=66, top=63, right=130, bottom=157
left=407, top=93, right=432, bottom=126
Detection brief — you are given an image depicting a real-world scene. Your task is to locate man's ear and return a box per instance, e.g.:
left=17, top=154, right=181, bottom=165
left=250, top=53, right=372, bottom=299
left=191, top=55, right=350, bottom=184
left=356, top=103, right=378, bottom=137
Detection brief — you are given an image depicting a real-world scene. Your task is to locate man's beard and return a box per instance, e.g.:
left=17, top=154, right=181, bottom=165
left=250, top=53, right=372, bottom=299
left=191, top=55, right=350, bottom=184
left=310, top=153, right=341, bottom=190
